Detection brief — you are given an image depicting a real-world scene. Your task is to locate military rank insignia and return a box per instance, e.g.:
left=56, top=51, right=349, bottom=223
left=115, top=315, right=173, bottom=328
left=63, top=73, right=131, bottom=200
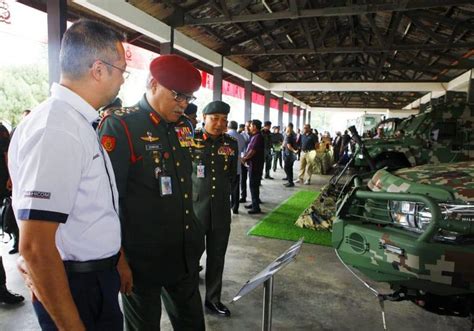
left=140, top=131, right=160, bottom=142
left=101, top=135, right=116, bottom=152
left=175, top=126, right=194, bottom=147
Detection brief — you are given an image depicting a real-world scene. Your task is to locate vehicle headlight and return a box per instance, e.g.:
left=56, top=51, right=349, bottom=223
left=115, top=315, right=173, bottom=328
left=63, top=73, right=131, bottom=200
left=389, top=201, right=474, bottom=240
left=389, top=201, right=419, bottom=231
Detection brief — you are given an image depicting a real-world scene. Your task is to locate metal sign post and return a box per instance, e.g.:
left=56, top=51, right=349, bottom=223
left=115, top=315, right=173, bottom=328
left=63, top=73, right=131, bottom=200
left=232, top=238, right=304, bottom=331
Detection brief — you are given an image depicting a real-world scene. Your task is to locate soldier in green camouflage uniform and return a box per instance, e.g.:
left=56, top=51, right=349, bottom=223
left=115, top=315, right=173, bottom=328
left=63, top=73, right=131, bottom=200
left=191, top=101, right=237, bottom=317
left=98, top=55, right=205, bottom=330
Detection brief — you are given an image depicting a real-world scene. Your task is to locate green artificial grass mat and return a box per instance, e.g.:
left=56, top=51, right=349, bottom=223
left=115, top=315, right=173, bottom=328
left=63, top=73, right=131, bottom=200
left=247, top=190, right=332, bottom=247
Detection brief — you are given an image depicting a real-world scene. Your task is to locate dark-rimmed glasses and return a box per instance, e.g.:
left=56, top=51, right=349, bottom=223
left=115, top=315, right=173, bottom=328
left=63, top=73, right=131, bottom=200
left=171, top=90, right=196, bottom=104
left=100, top=60, right=130, bottom=79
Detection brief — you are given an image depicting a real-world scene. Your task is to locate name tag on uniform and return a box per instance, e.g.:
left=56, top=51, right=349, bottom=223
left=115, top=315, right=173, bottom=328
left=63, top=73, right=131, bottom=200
left=197, top=164, right=205, bottom=178
left=159, top=176, right=172, bottom=196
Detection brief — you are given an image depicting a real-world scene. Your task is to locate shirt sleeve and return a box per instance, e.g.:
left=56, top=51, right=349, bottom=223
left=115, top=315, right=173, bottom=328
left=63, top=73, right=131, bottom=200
left=14, top=128, right=83, bottom=223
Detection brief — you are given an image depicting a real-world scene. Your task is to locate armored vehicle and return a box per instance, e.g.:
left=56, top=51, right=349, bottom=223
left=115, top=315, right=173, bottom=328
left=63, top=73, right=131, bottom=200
left=333, top=161, right=474, bottom=319
left=354, top=100, right=473, bottom=171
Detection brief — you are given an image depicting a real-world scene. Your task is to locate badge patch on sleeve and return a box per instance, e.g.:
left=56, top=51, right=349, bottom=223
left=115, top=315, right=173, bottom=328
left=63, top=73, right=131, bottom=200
left=101, top=135, right=116, bottom=152
left=24, top=191, right=51, bottom=199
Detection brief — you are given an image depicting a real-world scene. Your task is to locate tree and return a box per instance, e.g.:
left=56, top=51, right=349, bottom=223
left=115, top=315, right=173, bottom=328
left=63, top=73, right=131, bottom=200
left=0, top=64, right=48, bottom=127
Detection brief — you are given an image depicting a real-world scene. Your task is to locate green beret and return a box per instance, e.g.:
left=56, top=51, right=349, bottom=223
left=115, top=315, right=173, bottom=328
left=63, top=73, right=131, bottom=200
left=203, top=101, right=230, bottom=115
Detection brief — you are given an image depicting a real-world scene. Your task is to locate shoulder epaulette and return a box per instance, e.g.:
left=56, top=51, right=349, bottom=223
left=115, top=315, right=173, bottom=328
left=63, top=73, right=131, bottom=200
left=110, top=106, right=140, bottom=118
left=224, top=133, right=237, bottom=141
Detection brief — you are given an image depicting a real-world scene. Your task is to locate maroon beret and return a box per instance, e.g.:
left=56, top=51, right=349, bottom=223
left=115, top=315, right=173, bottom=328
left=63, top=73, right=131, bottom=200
left=149, top=55, right=202, bottom=94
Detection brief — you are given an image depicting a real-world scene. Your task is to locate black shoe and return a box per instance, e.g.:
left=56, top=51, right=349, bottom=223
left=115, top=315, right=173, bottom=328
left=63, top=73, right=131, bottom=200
left=282, top=177, right=288, bottom=180
left=284, top=183, right=295, bottom=187
left=248, top=209, right=262, bottom=214
left=0, top=289, right=25, bottom=305
left=239, top=198, right=246, bottom=203
left=244, top=204, right=253, bottom=209
left=265, top=176, right=274, bottom=180
left=232, top=209, right=239, bottom=214
left=205, top=300, right=231, bottom=317
left=258, top=200, right=263, bottom=204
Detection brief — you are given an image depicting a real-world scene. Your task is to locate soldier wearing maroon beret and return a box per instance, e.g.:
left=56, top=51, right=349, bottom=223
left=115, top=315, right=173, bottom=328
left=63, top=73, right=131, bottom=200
left=98, top=54, right=205, bottom=330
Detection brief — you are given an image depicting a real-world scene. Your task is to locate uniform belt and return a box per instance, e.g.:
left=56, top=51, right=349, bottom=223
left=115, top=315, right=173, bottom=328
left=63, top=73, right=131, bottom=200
left=63, top=253, right=120, bottom=273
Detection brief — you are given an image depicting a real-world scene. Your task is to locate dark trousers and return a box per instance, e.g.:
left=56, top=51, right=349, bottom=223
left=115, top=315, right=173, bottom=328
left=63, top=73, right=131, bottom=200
left=0, top=257, right=6, bottom=288
left=284, top=156, right=295, bottom=183
left=32, top=269, right=123, bottom=331
left=240, top=164, right=248, bottom=200
left=205, top=224, right=231, bottom=303
left=272, top=151, right=282, bottom=171
left=264, top=151, right=272, bottom=177
left=123, top=271, right=204, bottom=331
left=230, top=174, right=240, bottom=212
left=249, top=172, right=262, bottom=211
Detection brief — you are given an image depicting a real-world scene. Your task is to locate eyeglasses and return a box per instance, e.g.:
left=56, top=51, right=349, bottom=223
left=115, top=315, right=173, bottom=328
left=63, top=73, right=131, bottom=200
left=100, top=60, right=130, bottom=79
left=170, top=90, right=196, bottom=104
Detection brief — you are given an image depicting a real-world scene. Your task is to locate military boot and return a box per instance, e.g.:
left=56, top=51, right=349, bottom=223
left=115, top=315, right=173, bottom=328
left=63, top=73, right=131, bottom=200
left=0, top=257, right=24, bottom=305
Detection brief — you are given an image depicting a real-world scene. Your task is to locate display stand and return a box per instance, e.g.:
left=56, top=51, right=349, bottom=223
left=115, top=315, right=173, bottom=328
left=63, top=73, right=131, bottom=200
left=231, top=238, right=303, bottom=331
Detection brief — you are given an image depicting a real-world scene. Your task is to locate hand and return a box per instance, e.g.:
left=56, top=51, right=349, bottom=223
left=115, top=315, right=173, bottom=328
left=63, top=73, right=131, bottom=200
left=6, top=178, right=12, bottom=191
left=117, top=253, right=133, bottom=295
left=17, top=255, right=40, bottom=300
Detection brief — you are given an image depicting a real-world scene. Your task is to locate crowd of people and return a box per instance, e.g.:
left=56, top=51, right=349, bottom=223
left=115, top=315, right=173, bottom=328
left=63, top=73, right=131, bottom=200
left=1, top=19, right=354, bottom=331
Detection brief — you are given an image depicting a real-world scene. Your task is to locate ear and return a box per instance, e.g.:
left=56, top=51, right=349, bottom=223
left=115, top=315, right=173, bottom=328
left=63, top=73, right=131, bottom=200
left=90, top=60, right=104, bottom=82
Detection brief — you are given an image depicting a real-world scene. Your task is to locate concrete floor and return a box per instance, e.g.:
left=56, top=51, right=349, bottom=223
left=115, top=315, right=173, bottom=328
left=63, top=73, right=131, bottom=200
left=0, top=162, right=471, bottom=330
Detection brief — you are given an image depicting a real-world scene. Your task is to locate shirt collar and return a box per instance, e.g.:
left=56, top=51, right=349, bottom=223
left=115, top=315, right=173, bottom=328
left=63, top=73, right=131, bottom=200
left=51, top=83, right=99, bottom=124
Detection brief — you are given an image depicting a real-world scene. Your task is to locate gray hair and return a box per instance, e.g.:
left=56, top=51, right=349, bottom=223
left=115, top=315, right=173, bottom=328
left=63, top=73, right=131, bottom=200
left=60, top=19, right=125, bottom=79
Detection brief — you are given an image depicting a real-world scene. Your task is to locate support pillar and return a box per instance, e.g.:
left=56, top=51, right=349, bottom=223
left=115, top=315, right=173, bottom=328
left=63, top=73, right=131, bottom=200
left=278, top=98, right=283, bottom=128
left=296, top=106, right=301, bottom=129
left=160, top=29, right=174, bottom=54
left=244, top=80, right=252, bottom=121
left=288, top=103, right=293, bottom=124
left=47, top=0, right=67, bottom=87
left=263, top=90, right=270, bottom=123
left=213, top=64, right=223, bottom=101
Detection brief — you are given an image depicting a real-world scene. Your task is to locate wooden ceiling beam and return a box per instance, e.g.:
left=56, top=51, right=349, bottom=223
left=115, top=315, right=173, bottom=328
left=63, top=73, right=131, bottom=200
left=183, top=0, right=474, bottom=26
left=228, top=41, right=474, bottom=56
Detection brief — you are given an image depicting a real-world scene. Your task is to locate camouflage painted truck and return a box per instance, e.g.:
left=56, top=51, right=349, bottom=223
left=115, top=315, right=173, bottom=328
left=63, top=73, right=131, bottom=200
left=295, top=101, right=474, bottom=230
left=333, top=161, right=474, bottom=321
left=354, top=100, right=473, bottom=171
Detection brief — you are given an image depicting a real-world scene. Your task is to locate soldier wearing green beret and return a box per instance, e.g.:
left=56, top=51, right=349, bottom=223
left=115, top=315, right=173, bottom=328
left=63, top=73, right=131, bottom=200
left=98, top=55, right=205, bottom=330
left=191, top=101, right=238, bottom=317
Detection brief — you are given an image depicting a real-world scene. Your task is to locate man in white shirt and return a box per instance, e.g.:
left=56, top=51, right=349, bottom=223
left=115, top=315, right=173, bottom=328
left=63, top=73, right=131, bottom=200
left=9, top=19, right=126, bottom=331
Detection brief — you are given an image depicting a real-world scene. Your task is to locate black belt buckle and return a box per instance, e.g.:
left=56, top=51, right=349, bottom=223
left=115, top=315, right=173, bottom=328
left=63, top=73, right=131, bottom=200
left=64, top=252, right=120, bottom=273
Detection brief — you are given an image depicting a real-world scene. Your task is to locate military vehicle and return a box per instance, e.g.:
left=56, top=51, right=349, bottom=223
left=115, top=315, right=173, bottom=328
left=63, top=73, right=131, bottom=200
left=332, top=161, right=474, bottom=323
left=347, top=113, right=383, bottom=138
left=354, top=99, right=473, bottom=171
left=371, top=117, right=402, bottom=138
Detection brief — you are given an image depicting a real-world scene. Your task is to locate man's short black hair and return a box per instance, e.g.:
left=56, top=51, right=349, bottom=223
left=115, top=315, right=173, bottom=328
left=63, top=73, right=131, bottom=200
left=252, top=119, right=262, bottom=130
left=238, top=124, right=245, bottom=129
left=228, top=120, right=238, bottom=130
left=264, top=121, right=272, bottom=127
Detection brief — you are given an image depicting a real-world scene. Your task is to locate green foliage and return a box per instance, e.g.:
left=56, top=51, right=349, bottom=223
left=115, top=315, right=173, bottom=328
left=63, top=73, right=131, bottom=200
left=0, top=64, right=48, bottom=127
